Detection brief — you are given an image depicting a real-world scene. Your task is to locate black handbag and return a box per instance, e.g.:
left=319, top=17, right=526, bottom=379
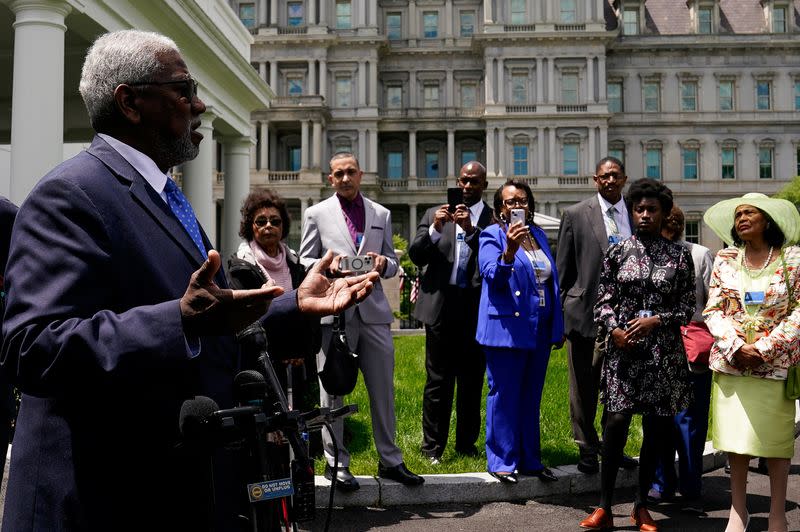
left=318, top=313, right=359, bottom=396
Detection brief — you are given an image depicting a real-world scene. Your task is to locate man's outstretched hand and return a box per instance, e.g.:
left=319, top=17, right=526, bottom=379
left=297, top=250, right=379, bottom=316
left=180, top=250, right=284, bottom=335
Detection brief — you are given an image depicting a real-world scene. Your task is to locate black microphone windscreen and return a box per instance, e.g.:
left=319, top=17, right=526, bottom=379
left=234, top=370, right=267, bottom=405
left=179, top=395, right=219, bottom=439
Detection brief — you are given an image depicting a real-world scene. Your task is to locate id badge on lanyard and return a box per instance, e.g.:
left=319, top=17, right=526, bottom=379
left=744, top=291, right=766, bottom=305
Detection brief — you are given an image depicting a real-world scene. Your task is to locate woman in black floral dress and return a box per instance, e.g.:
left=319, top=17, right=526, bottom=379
left=580, top=179, right=695, bottom=532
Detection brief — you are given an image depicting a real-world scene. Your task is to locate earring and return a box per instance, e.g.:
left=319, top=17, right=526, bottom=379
left=499, top=212, right=508, bottom=223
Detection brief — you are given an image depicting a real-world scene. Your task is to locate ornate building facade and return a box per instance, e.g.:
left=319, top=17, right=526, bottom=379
left=226, top=0, right=800, bottom=250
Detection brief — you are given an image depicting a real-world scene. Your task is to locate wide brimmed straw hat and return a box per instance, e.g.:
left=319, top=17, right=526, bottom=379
left=703, top=192, right=800, bottom=246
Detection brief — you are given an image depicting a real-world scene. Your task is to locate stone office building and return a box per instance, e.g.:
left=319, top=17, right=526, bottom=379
left=225, top=0, right=800, bottom=250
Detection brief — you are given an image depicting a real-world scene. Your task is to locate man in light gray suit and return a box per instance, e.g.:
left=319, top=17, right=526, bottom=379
left=556, top=156, right=637, bottom=474
left=300, top=152, right=424, bottom=490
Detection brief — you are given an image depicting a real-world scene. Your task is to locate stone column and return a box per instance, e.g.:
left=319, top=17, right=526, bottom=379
left=301, top=120, right=310, bottom=169
left=484, top=0, right=493, bottom=23
left=222, top=136, right=252, bottom=259
left=548, top=58, right=556, bottom=103
left=259, top=121, right=269, bottom=170
left=409, top=203, right=418, bottom=241
left=548, top=128, right=556, bottom=174
left=369, top=129, right=378, bottom=172
left=600, top=127, right=608, bottom=158
left=446, top=70, right=454, bottom=108
left=357, top=0, right=366, bottom=27
left=358, top=61, right=367, bottom=106
left=312, top=121, right=322, bottom=169
left=485, top=57, right=494, bottom=103
left=319, top=0, right=326, bottom=26
left=409, top=70, right=417, bottom=107
left=270, top=61, right=279, bottom=92
left=182, top=111, right=217, bottom=243
left=270, top=0, right=278, bottom=25
left=319, top=59, right=328, bottom=100
left=409, top=131, right=417, bottom=177
left=486, top=128, right=495, bottom=176
left=369, top=1, right=377, bottom=26
left=588, top=127, right=596, bottom=169
left=445, top=0, right=453, bottom=38
left=368, top=60, right=378, bottom=106
left=498, top=128, right=506, bottom=176
left=250, top=123, right=257, bottom=169
left=536, top=58, right=544, bottom=104
left=8, top=0, right=71, bottom=204
left=598, top=55, right=607, bottom=101
left=409, top=0, right=417, bottom=36
left=269, top=129, right=277, bottom=168
left=587, top=56, right=595, bottom=103
left=308, top=59, right=316, bottom=95
left=447, top=129, right=455, bottom=177
left=497, top=58, right=505, bottom=104
left=259, top=62, right=267, bottom=82
left=537, top=127, right=545, bottom=174
left=309, top=0, right=316, bottom=25
left=358, top=129, right=367, bottom=166
left=300, top=197, right=310, bottom=221
left=258, top=0, right=268, bottom=27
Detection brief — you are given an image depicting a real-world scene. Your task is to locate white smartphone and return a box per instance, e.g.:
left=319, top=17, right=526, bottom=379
left=510, top=208, right=526, bottom=226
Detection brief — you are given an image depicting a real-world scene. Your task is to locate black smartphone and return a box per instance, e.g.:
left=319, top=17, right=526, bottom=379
left=447, top=187, right=463, bottom=213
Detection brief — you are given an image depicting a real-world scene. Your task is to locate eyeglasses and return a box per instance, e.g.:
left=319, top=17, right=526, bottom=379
left=127, top=78, right=198, bottom=101
left=502, top=197, right=529, bottom=208
left=332, top=168, right=359, bottom=179
left=596, top=172, right=623, bottom=182
left=253, top=217, right=283, bottom=228
left=458, top=177, right=484, bottom=186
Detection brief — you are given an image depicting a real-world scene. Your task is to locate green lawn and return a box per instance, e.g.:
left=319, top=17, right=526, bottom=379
left=313, top=335, right=645, bottom=475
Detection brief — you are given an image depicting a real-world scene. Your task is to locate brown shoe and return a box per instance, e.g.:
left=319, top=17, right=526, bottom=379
left=631, top=505, right=658, bottom=531
left=580, top=508, right=614, bottom=530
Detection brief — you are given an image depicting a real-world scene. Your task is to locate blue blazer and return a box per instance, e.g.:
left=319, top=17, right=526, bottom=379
left=475, top=223, right=564, bottom=349
left=0, top=136, right=304, bottom=531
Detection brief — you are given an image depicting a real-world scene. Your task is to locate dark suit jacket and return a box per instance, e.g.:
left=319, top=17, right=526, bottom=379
left=556, top=194, right=631, bottom=338
left=408, top=202, right=493, bottom=325
left=0, top=136, right=302, bottom=531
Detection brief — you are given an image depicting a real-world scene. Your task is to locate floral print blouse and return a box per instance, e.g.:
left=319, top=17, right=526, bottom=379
left=594, top=235, right=695, bottom=415
left=704, top=244, right=800, bottom=380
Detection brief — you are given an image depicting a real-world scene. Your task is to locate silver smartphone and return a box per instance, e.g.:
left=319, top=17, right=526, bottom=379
left=339, top=255, right=374, bottom=274
left=510, top=208, right=526, bottom=226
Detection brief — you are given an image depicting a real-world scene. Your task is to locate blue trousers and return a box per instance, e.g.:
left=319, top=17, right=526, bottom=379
left=483, top=303, right=553, bottom=473
left=652, top=370, right=712, bottom=499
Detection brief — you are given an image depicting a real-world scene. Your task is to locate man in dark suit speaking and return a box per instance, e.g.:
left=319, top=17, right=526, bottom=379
left=0, top=30, right=377, bottom=531
left=555, top=156, right=633, bottom=475
left=409, top=161, right=492, bottom=463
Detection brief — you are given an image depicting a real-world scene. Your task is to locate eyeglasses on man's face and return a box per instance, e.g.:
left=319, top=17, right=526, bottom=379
left=595, top=172, right=623, bottom=182
left=502, top=197, right=529, bottom=208
left=127, top=78, right=198, bottom=101
left=253, top=217, right=283, bottom=228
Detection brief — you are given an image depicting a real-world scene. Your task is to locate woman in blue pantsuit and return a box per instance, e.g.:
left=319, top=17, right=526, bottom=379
left=476, top=179, right=564, bottom=483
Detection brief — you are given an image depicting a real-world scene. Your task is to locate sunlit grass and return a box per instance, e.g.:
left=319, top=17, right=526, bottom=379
left=313, top=335, right=646, bottom=476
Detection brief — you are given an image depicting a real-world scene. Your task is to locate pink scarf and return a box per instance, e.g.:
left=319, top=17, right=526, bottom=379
left=249, top=240, right=293, bottom=290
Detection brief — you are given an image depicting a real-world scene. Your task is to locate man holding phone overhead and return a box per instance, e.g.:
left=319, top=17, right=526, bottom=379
left=409, top=161, right=493, bottom=463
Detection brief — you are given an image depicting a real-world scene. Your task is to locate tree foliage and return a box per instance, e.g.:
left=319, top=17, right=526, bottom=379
left=775, top=175, right=800, bottom=208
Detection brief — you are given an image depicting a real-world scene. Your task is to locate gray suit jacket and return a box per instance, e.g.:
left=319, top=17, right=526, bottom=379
left=299, top=194, right=398, bottom=325
left=556, top=195, right=622, bottom=338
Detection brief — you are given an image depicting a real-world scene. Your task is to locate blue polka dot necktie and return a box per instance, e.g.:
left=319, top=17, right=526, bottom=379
left=164, top=178, right=208, bottom=259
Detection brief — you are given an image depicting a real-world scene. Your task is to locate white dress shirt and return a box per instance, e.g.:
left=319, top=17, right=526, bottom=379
left=596, top=192, right=632, bottom=240
left=429, top=201, right=485, bottom=286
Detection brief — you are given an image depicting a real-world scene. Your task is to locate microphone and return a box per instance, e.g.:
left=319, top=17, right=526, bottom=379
left=179, top=395, right=219, bottom=443
left=234, top=369, right=267, bottom=406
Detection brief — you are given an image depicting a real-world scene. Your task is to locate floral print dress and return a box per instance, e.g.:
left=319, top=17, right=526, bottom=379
left=594, top=235, right=695, bottom=415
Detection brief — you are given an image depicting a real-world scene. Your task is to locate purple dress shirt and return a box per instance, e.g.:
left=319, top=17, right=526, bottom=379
left=337, top=193, right=365, bottom=247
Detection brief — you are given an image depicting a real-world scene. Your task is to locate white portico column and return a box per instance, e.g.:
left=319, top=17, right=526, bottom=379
left=258, top=0, right=268, bottom=27
left=319, top=59, right=328, bottom=100
left=486, top=128, right=495, bottom=176
left=182, top=111, right=217, bottom=244
left=250, top=123, right=257, bottom=169
left=308, top=60, right=317, bottom=95
left=485, top=57, right=494, bottom=104
left=270, top=0, right=278, bottom=25
left=8, top=0, right=71, bottom=204
left=270, top=61, right=278, bottom=92
left=587, top=57, right=595, bottom=103
left=497, top=127, right=506, bottom=176
left=222, top=136, right=252, bottom=259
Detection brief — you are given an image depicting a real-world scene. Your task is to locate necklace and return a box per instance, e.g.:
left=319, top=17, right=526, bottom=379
left=743, top=245, right=773, bottom=276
